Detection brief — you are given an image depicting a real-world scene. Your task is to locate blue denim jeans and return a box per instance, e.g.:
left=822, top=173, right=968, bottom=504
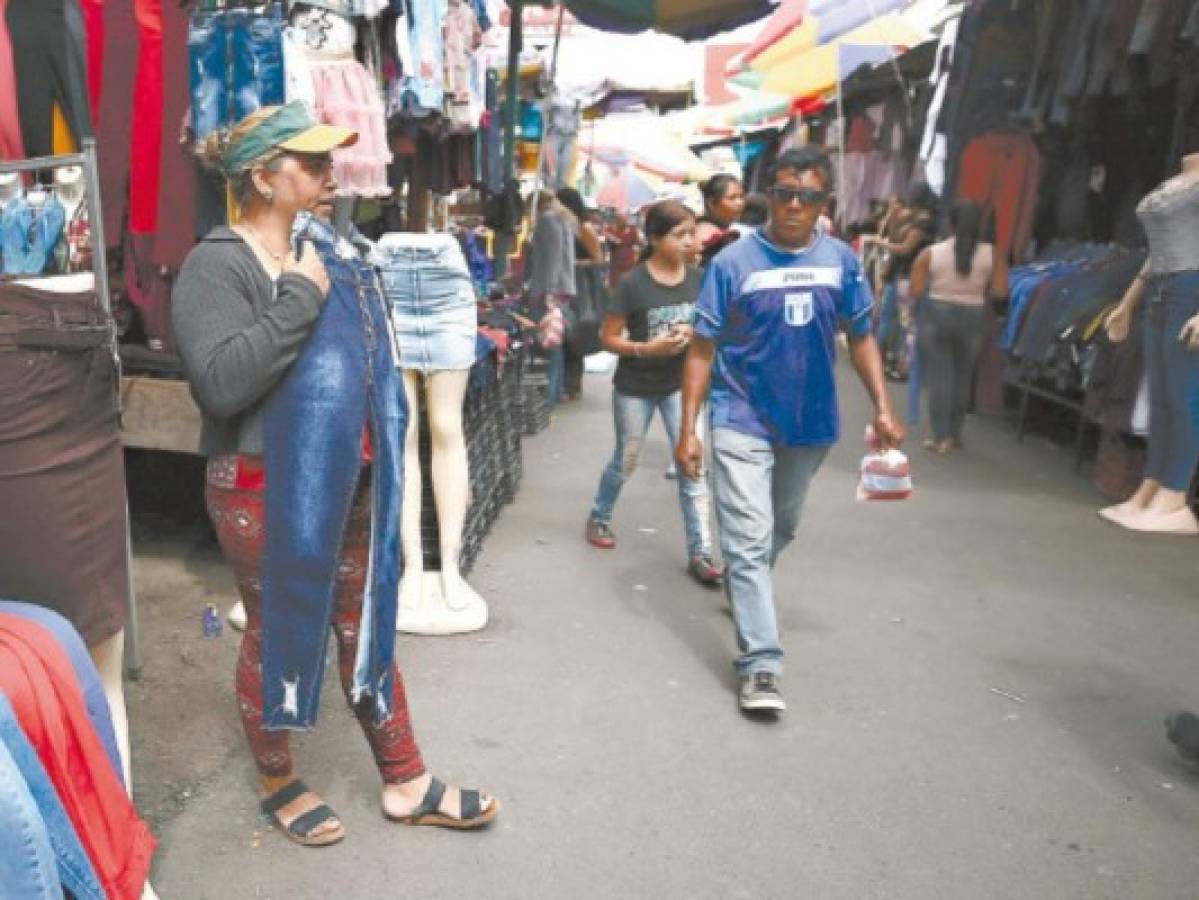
left=397, top=0, right=446, bottom=113
left=710, top=427, right=829, bottom=677
left=261, top=217, right=406, bottom=730
left=188, top=4, right=285, bottom=141
left=875, top=280, right=899, bottom=347
left=1144, top=271, right=1199, bottom=491
left=0, top=602, right=122, bottom=787
left=546, top=344, right=566, bottom=406
left=590, top=389, right=712, bottom=559
left=0, top=693, right=102, bottom=900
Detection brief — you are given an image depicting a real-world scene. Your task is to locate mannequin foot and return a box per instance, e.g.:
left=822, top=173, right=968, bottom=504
left=142, top=882, right=161, bottom=900
left=1118, top=505, right=1199, bottom=535
left=1099, top=503, right=1136, bottom=525
left=441, top=570, right=485, bottom=614
left=382, top=772, right=499, bottom=830
left=397, top=572, right=487, bottom=634
left=397, top=571, right=424, bottom=612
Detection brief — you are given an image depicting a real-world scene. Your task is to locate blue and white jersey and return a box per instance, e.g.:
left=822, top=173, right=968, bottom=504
left=694, top=228, right=873, bottom=447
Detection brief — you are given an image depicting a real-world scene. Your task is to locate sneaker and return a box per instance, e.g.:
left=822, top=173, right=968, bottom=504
left=664, top=464, right=677, bottom=480
left=585, top=519, right=616, bottom=549
left=739, top=672, right=785, bottom=713
left=687, top=556, right=722, bottom=587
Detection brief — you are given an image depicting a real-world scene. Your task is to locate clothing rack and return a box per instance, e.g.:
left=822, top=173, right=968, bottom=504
left=0, top=138, right=143, bottom=679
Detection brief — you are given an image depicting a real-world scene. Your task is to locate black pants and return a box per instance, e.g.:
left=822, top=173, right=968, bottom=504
left=919, top=301, right=984, bottom=443
left=7, top=0, right=93, bottom=157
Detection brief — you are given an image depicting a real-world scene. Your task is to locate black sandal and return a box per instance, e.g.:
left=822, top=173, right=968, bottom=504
left=260, top=779, right=346, bottom=847
left=384, top=777, right=499, bottom=830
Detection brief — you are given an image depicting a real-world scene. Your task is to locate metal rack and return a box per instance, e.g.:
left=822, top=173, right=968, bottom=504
left=0, top=138, right=143, bottom=678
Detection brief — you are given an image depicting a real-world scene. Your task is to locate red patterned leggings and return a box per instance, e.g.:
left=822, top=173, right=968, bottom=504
left=205, top=454, right=425, bottom=784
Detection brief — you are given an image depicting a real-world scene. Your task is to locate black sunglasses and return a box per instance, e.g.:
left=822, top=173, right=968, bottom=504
left=769, top=186, right=830, bottom=206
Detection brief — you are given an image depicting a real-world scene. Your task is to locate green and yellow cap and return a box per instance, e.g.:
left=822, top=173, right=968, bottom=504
left=222, top=102, right=357, bottom=176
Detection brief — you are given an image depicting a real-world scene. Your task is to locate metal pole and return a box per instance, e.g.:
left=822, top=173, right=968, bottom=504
left=495, top=0, right=524, bottom=278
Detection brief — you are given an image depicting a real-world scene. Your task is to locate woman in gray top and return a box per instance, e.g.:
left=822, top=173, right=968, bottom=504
left=527, top=189, right=577, bottom=403
left=171, top=105, right=497, bottom=848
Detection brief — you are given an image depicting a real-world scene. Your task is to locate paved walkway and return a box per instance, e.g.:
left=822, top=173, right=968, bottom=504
left=130, top=364, right=1199, bottom=899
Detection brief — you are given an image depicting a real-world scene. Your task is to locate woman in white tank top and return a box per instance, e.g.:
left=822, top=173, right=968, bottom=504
left=909, top=201, right=1007, bottom=454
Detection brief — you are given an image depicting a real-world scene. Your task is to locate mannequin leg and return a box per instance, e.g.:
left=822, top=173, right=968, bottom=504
left=426, top=370, right=486, bottom=618
left=397, top=370, right=426, bottom=616
left=91, top=631, right=161, bottom=900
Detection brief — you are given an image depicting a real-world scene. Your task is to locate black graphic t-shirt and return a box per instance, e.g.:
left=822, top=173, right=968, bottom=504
left=611, top=262, right=702, bottom=397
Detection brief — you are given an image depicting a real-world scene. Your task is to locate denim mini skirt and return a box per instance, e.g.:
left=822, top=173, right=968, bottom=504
left=373, top=234, right=477, bottom=372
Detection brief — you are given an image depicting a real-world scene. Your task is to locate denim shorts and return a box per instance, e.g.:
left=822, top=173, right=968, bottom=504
left=188, top=4, right=285, bottom=140
left=373, top=235, right=477, bottom=373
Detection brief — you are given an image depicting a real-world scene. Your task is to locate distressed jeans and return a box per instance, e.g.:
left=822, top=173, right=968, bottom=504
left=590, top=389, right=712, bottom=559
left=710, top=427, right=829, bottom=677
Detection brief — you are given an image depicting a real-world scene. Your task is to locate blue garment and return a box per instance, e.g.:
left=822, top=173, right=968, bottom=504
left=0, top=693, right=103, bottom=900
left=710, top=428, right=829, bottom=677
left=1000, top=260, right=1081, bottom=350
left=373, top=234, right=478, bottom=373
left=589, top=389, right=712, bottom=559
left=1144, top=271, right=1199, bottom=491
left=0, top=196, right=67, bottom=276
left=694, top=229, right=874, bottom=447
left=397, top=0, right=447, bottom=114
left=188, top=4, right=285, bottom=141
left=260, top=215, right=407, bottom=730
left=0, top=602, right=122, bottom=788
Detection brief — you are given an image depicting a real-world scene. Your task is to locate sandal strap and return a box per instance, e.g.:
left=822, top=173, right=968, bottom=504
left=413, top=777, right=447, bottom=819
left=260, top=779, right=311, bottom=816
left=459, top=789, right=482, bottom=821
left=287, top=804, right=339, bottom=838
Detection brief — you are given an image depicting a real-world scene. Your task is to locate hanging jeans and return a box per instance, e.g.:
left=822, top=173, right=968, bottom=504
left=260, top=217, right=407, bottom=730
left=589, top=389, right=712, bottom=559
left=188, top=3, right=285, bottom=141
left=0, top=693, right=102, bottom=900
left=374, top=234, right=478, bottom=373
left=1143, top=271, right=1199, bottom=492
left=0, top=282, right=129, bottom=647
left=919, top=301, right=985, bottom=444
left=0, top=197, right=67, bottom=276
left=206, top=456, right=426, bottom=781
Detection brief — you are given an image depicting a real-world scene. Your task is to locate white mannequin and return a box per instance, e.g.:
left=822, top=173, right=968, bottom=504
left=396, top=369, right=488, bottom=634
left=53, top=165, right=85, bottom=220
left=1101, top=153, right=1199, bottom=535
left=0, top=171, right=21, bottom=205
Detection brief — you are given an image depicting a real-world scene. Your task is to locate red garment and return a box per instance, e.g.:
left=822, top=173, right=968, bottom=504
left=0, top=0, right=26, bottom=160
left=955, top=132, right=1042, bottom=264
left=80, top=0, right=105, bottom=118
left=0, top=614, right=156, bottom=900
left=129, top=0, right=163, bottom=234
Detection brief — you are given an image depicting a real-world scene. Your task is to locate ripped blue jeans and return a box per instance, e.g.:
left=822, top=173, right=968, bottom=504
left=589, top=388, right=712, bottom=559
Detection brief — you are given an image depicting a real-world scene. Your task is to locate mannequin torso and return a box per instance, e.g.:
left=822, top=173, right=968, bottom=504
left=1137, top=154, right=1199, bottom=274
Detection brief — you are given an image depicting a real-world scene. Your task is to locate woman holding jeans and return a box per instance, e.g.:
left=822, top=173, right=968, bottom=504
left=584, top=201, right=721, bottom=586
left=909, top=200, right=1006, bottom=454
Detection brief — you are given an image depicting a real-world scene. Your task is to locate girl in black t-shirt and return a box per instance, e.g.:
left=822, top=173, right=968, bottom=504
left=583, top=201, right=720, bottom=587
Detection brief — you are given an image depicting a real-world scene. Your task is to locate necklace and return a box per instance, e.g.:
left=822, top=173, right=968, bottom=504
left=239, top=224, right=288, bottom=265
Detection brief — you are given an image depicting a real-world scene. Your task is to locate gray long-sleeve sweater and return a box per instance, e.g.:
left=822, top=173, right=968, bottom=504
left=171, top=228, right=325, bottom=456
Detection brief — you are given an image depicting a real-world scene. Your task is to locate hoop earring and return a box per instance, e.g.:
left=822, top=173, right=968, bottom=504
left=262, top=190, right=274, bottom=204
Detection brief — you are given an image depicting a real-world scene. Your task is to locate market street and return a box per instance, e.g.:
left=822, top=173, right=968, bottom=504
left=127, top=364, right=1199, bottom=900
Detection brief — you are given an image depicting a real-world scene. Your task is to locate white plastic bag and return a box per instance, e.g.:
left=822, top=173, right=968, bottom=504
left=857, top=426, right=913, bottom=501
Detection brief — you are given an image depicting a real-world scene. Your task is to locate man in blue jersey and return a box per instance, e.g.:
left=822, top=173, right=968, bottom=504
left=676, top=146, right=904, bottom=714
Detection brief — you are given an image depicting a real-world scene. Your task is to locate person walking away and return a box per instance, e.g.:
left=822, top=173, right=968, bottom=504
left=909, top=200, right=1007, bottom=454
left=676, top=147, right=904, bottom=714
left=527, top=189, right=578, bottom=405
left=584, top=201, right=721, bottom=586
left=557, top=186, right=605, bottom=400
left=696, top=174, right=747, bottom=267
left=172, top=104, right=497, bottom=848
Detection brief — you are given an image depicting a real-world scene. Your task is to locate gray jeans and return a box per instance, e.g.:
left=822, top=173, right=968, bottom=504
left=918, top=301, right=984, bottom=443
left=711, top=428, right=829, bottom=677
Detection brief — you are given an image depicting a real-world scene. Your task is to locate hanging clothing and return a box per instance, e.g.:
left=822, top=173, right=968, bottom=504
left=0, top=614, right=155, bottom=900
left=260, top=215, right=406, bottom=730
left=309, top=58, right=393, bottom=197
left=956, top=132, right=1042, bottom=263
left=0, top=195, right=67, bottom=276
left=443, top=0, right=482, bottom=129
left=0, top=0, right=25, bottom=160
left=6, top=0, right=93, bottom=158
left=0, top=280, right=130, bottom=647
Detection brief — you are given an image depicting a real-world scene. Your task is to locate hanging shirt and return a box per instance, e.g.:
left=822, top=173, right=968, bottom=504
left=1, top=194, right=67, bottom=275
left=694, top=228, right=874, bottom=447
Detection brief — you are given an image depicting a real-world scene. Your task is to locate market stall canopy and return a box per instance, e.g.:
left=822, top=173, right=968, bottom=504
left=552, top=29, right=696, bottom=107
left=835, top=38, right=937, bottom=109
left=581, top=113, right=712, bottom=182
left=559, top=0, right=780, bottom=41
left=738, top=0, right=910, bottom=75
left=729, top=0, right=807, bottom=71
left=741, top=13, right=929, bottom=101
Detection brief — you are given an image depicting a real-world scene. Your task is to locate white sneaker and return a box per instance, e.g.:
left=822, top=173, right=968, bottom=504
left=738, top=672, right=785, bottom=713
left=226, top=601, right=247, bottom=633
